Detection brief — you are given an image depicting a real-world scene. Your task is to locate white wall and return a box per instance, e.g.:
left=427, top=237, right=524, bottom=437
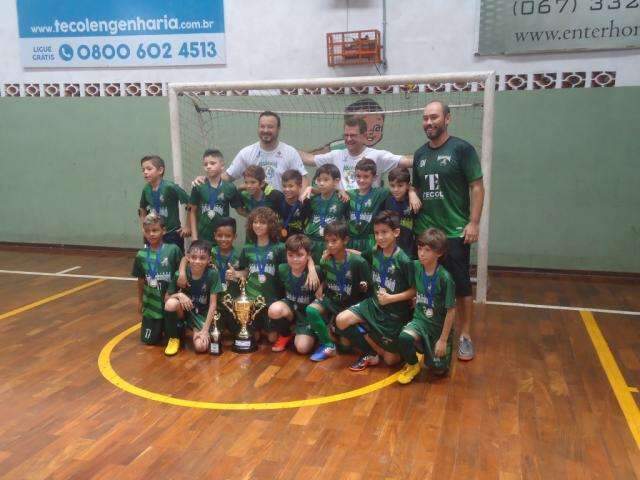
left=1, top=0, right=639, bottom=85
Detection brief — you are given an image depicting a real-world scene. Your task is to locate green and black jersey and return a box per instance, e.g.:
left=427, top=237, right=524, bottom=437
left=319, top=252, right=372, bottom=312
left=277, top=264, right=322, bottom=311
left=303, top=192, right=348, bottom=241
left=383, top=195, right=415, bottom=257
left=139, top=180, right=190, bottom=233
left=131, top=243, right=183, bottom=319
left=280, top=199, right=307, bottom=238
left=238, top=242, right=286, bottom=303
left=189, top=179, right=242, bottom=241
left=412, top=262, right=456, bottom=328
left=240, top=184, right=285, bottom=217
left=412, top=136, right=483, bottom=237
left=167, top=266, right=223, bottom=317
left=346, top=187, right=388, bottom=241
left=211, top=246, right=241, bottom=297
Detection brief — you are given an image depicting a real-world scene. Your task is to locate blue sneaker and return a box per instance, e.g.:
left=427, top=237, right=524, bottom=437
left=310, top=343, right=337, bottom=362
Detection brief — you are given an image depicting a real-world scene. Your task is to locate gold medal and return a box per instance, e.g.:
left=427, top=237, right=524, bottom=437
left=426, top=307, right=434, bottom=318
left=378, top=287, right=386, bottom=295
left=281, top=228, right=288, bottom=239
left=207, top=210, right=215, bottom=219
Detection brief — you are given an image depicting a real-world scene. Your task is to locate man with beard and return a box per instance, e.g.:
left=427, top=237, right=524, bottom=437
left=412, top=100, right=484, bottom=361
left=224, top=111, right=309, bottom=192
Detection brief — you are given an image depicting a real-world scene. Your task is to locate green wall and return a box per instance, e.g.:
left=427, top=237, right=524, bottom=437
left=0, top=88, right=638, bottom=272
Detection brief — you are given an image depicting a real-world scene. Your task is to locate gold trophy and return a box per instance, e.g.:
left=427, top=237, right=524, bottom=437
left=222, top=278, right=266, bottom=353
left=209, top=312, right=222, bottom=356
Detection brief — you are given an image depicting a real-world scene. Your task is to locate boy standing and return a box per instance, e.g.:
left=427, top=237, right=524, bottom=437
left=397, top=228, right=456, bottom=384
left=306, top=221, right=372, bottom=362
left=268, top=234, right=323, bottom=353
left=188, top=149, right=242, bottom=242
left=165, top=240, right=223, bottom=356
left=139, top=155, right=191, bottom=251
left=347, top=158, right=389, bottom=252
left=132, top=214, right=183, bottom=348
left=302, top=164, right=348, bottom=262
left=384, top=167, right=416, bottom=257
left=212, top=218, right=242, bottom=338
left=280, top=169, right=307, bottom=239
left=336, top=211, right=415, bottom=371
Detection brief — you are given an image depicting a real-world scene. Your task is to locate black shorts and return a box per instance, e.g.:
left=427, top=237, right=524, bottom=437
left=140, top=316, right=164, bottom=345
left=441, top=237, right=472, bottom=297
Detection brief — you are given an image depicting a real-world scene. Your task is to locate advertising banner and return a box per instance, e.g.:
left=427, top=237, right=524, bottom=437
left=477, top=0, right=640, bottom=55
left=16, top=0, right=226, bottom=68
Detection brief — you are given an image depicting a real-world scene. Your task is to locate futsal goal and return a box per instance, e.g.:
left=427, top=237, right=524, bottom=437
left=167, top=72, right=495, bottom=303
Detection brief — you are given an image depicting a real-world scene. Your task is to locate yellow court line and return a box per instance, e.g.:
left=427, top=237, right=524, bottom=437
left=631, top=387, right=639, bottom=393
left=0, top=279, right=105, bottom=321
left=98, top=324, right=401, bottom=411
left=580, top=310, right=640, bottom=449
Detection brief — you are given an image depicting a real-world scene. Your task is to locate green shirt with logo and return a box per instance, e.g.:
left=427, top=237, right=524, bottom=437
left=319, top=253, right=372, bottom=312
left=412, top=136, right=482, bottom=237
left=189, top=179, right=242, bottom=241
left=303, top=192, right=348, bottom=241
left=346, top=187, right=389, bottom=239
left=238, top=242, right=286, bottom=303
left=363, top=246, right=414, bottom=319
left=167, top=266, right=223, bottom=317
left=412, top=262, right=456, bottom=328
left=139, top=180, right=190, bottom=233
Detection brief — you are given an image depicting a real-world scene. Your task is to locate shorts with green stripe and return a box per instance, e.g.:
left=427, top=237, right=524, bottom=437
left=403, top=318, right=453, bottom=373
left=349, top=298, right=403, bottom=353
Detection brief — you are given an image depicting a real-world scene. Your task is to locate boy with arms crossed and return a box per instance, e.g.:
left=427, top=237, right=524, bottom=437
left=268, top=234, right=324, bottom=353
left=164, top=240, right=223, bottom=356
left=306, top=221, right=372, bottom=362
left=347, top=158, right=389, bottom=252
left=139, top=155, right=191, bottom=251
left=132, top=214, right=183, bottom=348
left=188, top=149, right=242, bottom=242
left=336, top=211, right=415, bottom=371
left=397, top=228, right=456, bottom=384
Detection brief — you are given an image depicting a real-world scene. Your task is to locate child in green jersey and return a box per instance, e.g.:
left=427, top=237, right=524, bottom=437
left=238, top=165, right=285, bottom=218
left=336, top=211, right=416, bottom=371
left=280, top=169, right=307, bottom=240
left=132, top=214, right=183, bottom=348
left=138, top=155, right=191, bottom=252
left=307, top=221, right=372, bottom=362
left=164, top=240, right=223, bottom=356
left=384, top=167, right=416, bottom=258
left=397, top=228, right=456, bottom=384
left=268, top=234, right=323, bottom=353
left=302, top=164, right=348, bottom=263
left=188, top=149, right=242, bottom=242
left=347, top=158, right=389, bottom=252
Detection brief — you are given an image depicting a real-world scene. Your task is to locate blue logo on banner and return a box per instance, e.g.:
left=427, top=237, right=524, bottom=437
left=59, top=44, right=74, bottom=61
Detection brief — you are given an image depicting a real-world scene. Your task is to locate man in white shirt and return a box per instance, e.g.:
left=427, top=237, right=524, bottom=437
left=300, top=117, right=412, bottom=191
left=224, top=111, right=308, bottom=192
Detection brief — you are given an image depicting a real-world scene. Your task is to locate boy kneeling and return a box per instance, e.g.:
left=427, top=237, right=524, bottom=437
left=164, top=240, right=223, bottom=355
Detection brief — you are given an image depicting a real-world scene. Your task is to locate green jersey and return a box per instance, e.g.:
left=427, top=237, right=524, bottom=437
left=168, top=266, right=223, bottom=317
left=363, top=246, right=414, bottom=319
left=383, top=195, right=415, bottom=256
left=413, top=262, right=456, bottom=327
left=189, top=179, right=242, bottom=241
left=413, top=136, right=483, bottom=236
left=131, top=243, right=183, bottom=319
left=238, top=242, right=286, bottom=303
left=211, top=246, right=241, bottom=297
left=281, top=199, right=307, bottom=237
left=277, top=264, right=322, bottom=310
left=347, top=187, right=389, bottom=239
left=139, top=180, right=190, bottom=233
left=303, top=192, right=348, bottom=240
left=320, top=252, right=372, bottom=311
left=240, top=184, right=285, bottom=217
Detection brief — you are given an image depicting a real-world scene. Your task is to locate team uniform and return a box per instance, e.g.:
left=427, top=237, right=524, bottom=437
left=240, top=184, right=285, bottom=217
left=402, top=263, right=456, bottom=373
left=279, top=199, right=307, bottom=239
left=167, top=266, right=223, bottom=331
left=349, top=247, right=414, bottom=353
left=131, top=243, right=183, bottom=344
left=226, top=141, right=307, bottom=192
left=302, top=192, right=348, bottom=262
left=211, top=246, right=241, bottom=335
left=383, top=195, right=416, bottom=257
left=139, top=180, right=190, bottom=250
left=237, top=242, right=286, bottom=331
left=316, top=253, right=372, bottom=320
left=189, top=179, right=242, bottom=242
left=314, top=147, right=401, bottom=191
left=346, top=187, right=388, bottom=252
left=276, top=264, right=323, bottom=337
left=413, top=136, right=482, bottom=296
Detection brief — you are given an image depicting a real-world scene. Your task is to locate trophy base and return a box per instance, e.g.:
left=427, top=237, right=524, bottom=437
left=232, top=337, right=257, bottom=353
left=209, top=341, right=222, bottom=356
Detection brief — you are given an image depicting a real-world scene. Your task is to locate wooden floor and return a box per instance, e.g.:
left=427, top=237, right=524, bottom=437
left=0, top=248, right=638, bottom=479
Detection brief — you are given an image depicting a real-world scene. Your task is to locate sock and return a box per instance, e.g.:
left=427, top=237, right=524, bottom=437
left=306, top=306, right=334, bottom=346
left=398, top=331, right=418, bottom=365
left=269, top=317, right=291, bottom=336
left=341, top=324, right=375, bottom=355
left=164, top=310, right=179, bottom=339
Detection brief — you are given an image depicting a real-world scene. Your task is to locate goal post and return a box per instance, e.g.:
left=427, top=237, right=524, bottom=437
left=168, top=72, right=495, bottom=303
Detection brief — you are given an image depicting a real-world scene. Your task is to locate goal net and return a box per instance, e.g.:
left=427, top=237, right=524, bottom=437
left=168, top=73, right=495, bottom=303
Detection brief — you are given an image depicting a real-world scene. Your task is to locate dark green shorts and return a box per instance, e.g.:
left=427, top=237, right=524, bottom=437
left=403, top=318, right=453, bottom=373
left=140, top=316, right=164, bottom=345
left=349, top=298, right=404, bottom=353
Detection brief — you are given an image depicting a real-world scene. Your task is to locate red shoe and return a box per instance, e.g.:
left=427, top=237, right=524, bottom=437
left=271, top=335, right=292, bottom=352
